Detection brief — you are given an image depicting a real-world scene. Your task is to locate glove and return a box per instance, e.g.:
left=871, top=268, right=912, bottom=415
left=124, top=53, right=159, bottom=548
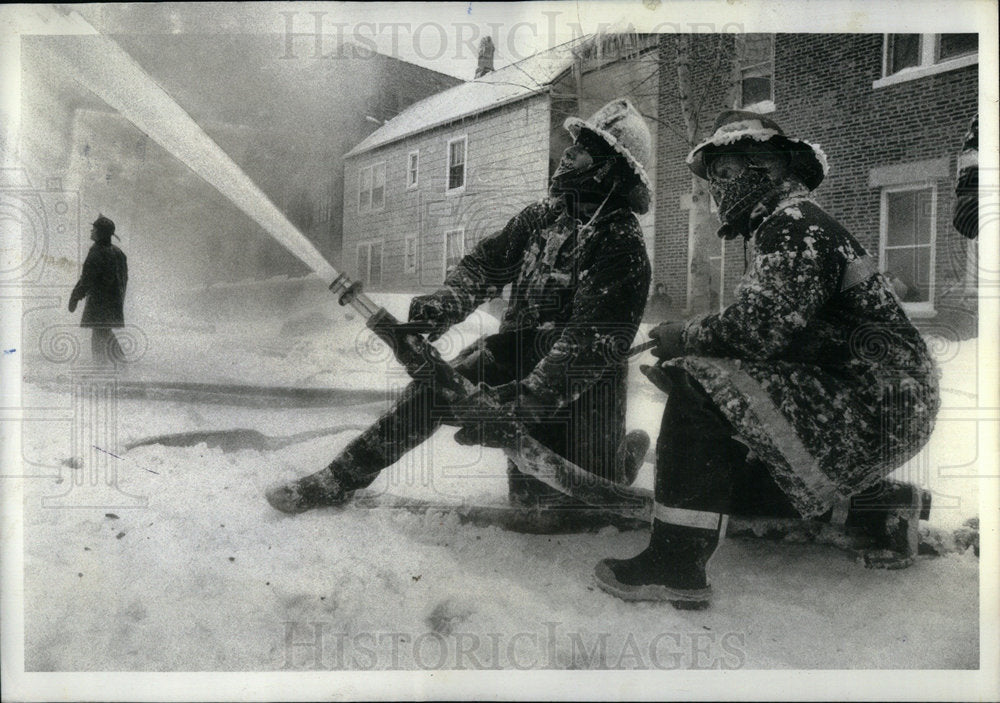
left=452, top=381, right=526, bottom=448
left=648, top=321, right=685, bottom=359
left=68, top=298, right=78, bottom=313
left=408, top=291, right=453, bottom=342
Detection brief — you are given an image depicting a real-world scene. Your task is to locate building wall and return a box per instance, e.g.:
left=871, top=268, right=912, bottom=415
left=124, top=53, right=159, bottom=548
left=576, top=47, right=660, bottom=265
left=655, top=34, right=740, bottom=309
left=777, top=34, right=977, bottom=314
left=342, top=94, right=551, bottom=293
left=304, top=53, right=463, bottom=267
left=655, top=33, right=978, bottom=317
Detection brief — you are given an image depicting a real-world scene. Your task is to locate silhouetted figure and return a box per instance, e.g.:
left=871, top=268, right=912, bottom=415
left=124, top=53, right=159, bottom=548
left=69, top=214, right=128, bottom=366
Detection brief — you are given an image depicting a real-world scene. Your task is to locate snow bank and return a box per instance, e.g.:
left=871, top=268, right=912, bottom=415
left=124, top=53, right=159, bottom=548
left=17, top=279, right=984, bottom=671
left=20, top=332, right=983, bottom=670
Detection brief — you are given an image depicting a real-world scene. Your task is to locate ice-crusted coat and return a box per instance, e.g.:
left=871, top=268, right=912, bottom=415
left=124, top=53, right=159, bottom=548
left=953, top=114, right=978, bottom=239
left=70, top=241, right=128, bottom=328
left=664, top=197, right=940, bottom=517
left=431, top=199, right=651, bottom=479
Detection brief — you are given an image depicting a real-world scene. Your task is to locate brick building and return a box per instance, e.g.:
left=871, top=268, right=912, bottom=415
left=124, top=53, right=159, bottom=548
left=341, top=35, right=660, bottom=293
left=656, top=33, right=979, bottom=324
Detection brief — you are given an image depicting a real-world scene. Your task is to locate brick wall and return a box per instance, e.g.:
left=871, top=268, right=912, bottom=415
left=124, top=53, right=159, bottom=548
left=778, top=34, right=977, bottom=311
left=655, top=34, right=740, bottom=308
left=655, top=33, right=978, bottom=314
left=342, top=94, right=551, bottom=292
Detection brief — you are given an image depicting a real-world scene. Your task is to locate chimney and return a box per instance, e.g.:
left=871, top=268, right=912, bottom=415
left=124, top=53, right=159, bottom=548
left=475, top=36, right=495, bottom=79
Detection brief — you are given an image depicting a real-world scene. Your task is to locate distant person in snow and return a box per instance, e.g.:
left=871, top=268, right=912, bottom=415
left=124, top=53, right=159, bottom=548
left=69, top=214, right=129, bottom=366
left=594, top=111, right=941, bottom=609
left=953, top=114, right=978, bottom=239
left=267, top=98, right=653, bottom=529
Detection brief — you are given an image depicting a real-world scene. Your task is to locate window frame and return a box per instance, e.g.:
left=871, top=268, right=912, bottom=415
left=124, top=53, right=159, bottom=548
left=737, top=33, right=775, bottom=114
left=443, top=227, right=465, bottom=281
left=404, top=235, right=418, bottom=274
left=878, top=182, right=938, bottom=316
left=874, top=33, right=978, bottom=88
left=936, top=33, right=978, bottom=63
left=356, top=240, right=384, bottom=287
left=445, top=135, right=468, bottom=194
left=358, top=162, right=386, bottom=213
left=407, top=150, right=420, bottom=189
left=885, top=33, right=923, bottom=75
left=358, top=165, right=372, bottom=213
left=370, top=161, right=386, bottom=211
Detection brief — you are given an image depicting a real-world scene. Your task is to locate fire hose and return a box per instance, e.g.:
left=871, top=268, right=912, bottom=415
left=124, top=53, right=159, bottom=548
left=329, top=274, right=655, bottom=519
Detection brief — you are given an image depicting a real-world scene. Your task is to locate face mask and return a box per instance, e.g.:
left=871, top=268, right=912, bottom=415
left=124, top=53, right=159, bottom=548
left=708, top=165, right=775, bottom=239
left=550, top=145, right=616, bottom=204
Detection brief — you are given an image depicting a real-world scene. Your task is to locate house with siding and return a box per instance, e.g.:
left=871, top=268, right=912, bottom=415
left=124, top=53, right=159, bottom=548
left=655, top=33, right=978, bottom=329
left=341, top=35, right=661, bottom=294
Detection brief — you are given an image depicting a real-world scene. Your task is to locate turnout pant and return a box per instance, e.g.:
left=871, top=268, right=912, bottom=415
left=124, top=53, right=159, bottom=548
left=653, top=366, right=800, bottom=532
left=327, top=331, right=577, bottom=501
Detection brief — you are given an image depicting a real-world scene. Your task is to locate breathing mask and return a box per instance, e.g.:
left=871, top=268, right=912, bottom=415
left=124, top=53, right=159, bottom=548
left=708, top=163, right=777, bottom=240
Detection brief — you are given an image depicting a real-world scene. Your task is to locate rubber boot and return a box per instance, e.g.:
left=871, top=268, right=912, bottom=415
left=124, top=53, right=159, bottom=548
left=265, top=465, right=356, bottom=515
left=267, top=376, right=448, bottom=514
left=266, top=439, right=385, bottom=514
left=846, top=480, right=930, bottom=569
left=594, top=518, right=723, bottom=609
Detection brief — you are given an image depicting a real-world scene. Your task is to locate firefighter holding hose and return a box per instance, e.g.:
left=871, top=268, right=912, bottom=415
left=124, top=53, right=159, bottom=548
left=266, top=98, right=654, bottom=529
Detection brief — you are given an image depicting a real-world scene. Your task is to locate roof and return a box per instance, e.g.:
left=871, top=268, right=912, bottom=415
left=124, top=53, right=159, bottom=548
left=345, top=36, right=591, bottom=158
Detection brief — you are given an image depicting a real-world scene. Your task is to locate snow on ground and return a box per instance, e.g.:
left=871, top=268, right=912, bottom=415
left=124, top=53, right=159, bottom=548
left=17, top=279, right=983, bottom=670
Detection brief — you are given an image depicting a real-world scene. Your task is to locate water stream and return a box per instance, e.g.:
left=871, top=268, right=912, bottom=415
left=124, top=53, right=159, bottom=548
left=40, top=20, right=338, bottom=282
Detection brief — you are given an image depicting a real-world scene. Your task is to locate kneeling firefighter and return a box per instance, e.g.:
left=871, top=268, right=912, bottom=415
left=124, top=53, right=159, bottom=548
left=267, top=98, right=655, bottom=528
left=594, top=111, right=940, bottom=608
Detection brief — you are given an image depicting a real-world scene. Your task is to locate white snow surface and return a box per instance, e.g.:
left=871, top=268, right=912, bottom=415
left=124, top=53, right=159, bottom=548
left=19, top=281, right=981, bottom=670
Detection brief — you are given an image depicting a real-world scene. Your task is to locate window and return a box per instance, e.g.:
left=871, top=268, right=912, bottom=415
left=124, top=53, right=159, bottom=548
left=877, top=34, right=978, bottom=86
left=358, top=162, right=385, bottom=212
left=356, top=241, right=383, bottom=286
left=447, top=137, right=467, bottom=192
left=737, top=34, right=774, bottom=111
left=407, top=151, right=419, bottom=188
left=358, top=166, right=371, bottom=212
left=405, top=236, right=418, bottom=274
left=886, top=34, right=921, bottom=74
left=880, top=185, right=937, bottom=312
left=371, top=162, right=385, bottom=210
left=444, top=228, right=465, bottom=278
left=938, top=33, right=977, bottom=61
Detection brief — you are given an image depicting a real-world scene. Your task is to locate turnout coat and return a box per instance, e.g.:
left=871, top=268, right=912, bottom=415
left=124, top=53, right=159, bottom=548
left=70, top=241, right=128, bottom=328
left=665, top=196, right=939, bottom=517
left=432, top=199, right=651, bottom=480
